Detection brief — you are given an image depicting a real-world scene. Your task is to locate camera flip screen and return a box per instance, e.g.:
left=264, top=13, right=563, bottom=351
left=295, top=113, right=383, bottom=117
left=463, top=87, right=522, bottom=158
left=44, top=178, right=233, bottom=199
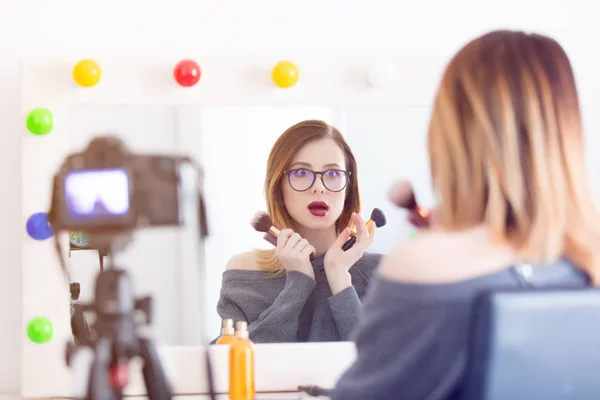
left=65, top=168, right=130, bottom=220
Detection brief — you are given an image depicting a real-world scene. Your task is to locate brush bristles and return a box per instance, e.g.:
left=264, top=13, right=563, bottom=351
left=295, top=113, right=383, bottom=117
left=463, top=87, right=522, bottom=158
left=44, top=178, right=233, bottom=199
left=370, top=208, right=387, bottom=227
left=388, top=180, right=417, bottom=210
left=251, top=211, right=274, bottom=233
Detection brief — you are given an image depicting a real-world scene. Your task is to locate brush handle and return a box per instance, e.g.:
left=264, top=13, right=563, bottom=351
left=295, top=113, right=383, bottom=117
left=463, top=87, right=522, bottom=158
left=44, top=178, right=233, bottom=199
left=264, top=232, right=315, bottom=261
left=341, top=220, right=377, bottom=252
left=298, top=386, right=332, bottom=397
left=264, top=232, right=277, bottom=246
left=407, top=206, right=431, bottom=228
left=342, top=235, right=357, bottom=251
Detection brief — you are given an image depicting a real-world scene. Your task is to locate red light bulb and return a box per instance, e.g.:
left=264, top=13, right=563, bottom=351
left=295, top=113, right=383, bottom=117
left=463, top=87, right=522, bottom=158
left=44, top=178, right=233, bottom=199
left=174, top=59, right=201, bottom=87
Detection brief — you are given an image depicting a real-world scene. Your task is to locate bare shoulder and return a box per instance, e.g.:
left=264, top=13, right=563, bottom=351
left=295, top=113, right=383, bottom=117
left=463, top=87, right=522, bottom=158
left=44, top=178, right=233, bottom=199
left=380, top=227, right=516, bottom=284
left=379, top=231, right=450, bottom=283
left=225, top=251, right=260, bottom=271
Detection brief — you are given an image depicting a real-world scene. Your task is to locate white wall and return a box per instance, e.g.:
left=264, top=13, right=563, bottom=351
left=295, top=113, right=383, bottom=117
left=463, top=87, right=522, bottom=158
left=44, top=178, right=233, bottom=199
left=2, top=0, right=600, bottom=394
left=343, top=106, right=434, bottom=250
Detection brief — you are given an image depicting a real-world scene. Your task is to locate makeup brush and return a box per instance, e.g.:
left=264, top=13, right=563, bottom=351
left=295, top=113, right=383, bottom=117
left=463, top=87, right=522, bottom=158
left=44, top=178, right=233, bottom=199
left=298, top=385, right=332, bottom=397
left=341, top=208, right=387, bottom=251
left=388, top=180, right=430, bottom=217
left=388, top=180, right=431, bottom=228
left=251, top=211, right=314, bottom=261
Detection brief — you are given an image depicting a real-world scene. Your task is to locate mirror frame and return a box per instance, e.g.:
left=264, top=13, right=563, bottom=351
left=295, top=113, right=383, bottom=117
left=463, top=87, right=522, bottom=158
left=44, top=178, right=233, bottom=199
left=20, top=55, right=442, bottom=397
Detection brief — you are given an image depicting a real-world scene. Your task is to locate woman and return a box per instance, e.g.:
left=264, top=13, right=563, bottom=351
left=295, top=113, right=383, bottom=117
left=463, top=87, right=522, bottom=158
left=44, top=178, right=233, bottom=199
left=332, top=30, right=599, bottom=399
left=216, top=120, right=382, bottom=343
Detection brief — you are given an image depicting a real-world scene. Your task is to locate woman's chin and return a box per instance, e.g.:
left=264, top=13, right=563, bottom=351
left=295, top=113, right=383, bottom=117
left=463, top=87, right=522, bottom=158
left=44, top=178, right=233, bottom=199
left=298, top=215, right=337, bottom=231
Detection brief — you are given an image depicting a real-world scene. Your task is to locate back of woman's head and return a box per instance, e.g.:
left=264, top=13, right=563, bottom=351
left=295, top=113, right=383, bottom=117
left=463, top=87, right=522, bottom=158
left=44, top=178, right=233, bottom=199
left=428, top=29, right=600, bottom=282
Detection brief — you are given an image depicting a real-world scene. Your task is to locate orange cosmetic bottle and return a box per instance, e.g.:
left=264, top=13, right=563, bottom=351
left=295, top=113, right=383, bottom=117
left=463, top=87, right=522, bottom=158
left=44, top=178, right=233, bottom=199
left=215, top=319, right=236, bottom=345
left=228, top=321, right=255, bottom=400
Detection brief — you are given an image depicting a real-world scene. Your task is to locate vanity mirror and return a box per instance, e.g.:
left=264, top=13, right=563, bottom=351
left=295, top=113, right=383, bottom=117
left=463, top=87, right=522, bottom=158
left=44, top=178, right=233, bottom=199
left=66, top=103, right=436, bottom=347
left=20, top=55, right=443, bottom=398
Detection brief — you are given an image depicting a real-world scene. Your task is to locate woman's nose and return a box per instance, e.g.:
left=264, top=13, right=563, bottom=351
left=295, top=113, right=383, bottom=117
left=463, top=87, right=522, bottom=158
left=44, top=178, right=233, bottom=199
left=312, top=178, right=326, bottom=193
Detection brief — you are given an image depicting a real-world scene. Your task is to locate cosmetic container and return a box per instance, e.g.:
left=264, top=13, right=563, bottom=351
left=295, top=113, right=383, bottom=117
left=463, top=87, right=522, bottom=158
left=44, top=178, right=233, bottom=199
left=228, top=321, right=255, bottom=400
left=216, top=319, right=236, bottom=345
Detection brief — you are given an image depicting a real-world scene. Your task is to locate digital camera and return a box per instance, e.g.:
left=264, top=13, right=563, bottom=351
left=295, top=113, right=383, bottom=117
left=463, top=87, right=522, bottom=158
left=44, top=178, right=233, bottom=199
left=47, top=135, right=208, bottom=238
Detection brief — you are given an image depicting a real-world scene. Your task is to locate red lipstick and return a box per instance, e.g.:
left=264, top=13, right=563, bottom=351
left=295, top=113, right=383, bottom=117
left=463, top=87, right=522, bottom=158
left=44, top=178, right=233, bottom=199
left=307, top=201, right=329, bottom=217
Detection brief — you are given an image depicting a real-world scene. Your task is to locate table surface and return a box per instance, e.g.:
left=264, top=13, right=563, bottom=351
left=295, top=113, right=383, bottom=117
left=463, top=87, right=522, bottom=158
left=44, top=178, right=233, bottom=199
left=0, top=393, right=323, bottom=399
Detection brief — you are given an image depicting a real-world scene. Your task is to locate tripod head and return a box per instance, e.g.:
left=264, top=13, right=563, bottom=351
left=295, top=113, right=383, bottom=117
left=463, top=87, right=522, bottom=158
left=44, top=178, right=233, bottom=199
left=94, top=268, right=136, bottom=317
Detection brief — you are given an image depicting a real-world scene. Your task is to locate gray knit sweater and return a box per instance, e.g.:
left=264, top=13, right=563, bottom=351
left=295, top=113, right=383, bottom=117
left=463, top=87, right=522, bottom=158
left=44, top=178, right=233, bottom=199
left=331, top=258, right=590, bottom=400
left=215, top=252, right=382, bottom=343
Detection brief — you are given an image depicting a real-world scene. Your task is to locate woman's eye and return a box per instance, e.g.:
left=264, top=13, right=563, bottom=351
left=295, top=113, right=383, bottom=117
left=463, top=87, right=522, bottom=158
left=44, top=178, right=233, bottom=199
left=326, top=170, right=339, bottom=178
left=293, top=169, right=309, bottom=176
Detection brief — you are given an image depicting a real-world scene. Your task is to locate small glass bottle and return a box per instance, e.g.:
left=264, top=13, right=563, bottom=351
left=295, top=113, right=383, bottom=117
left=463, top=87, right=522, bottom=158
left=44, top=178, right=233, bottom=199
left=228, top=321, right=255, bottom=400
left=215, top=319, right=236, bottom=345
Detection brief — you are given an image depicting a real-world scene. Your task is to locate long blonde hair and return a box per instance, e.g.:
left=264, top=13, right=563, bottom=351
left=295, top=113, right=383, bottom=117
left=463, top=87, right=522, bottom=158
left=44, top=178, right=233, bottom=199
left=428, top=30, right=600, bottom=284
left=255, top=120, right=361, bottom=273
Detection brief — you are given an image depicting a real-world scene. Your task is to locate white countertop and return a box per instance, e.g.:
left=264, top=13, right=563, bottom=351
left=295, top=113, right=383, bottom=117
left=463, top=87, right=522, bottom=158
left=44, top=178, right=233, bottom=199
left=0, top=393, right=324, bottom=400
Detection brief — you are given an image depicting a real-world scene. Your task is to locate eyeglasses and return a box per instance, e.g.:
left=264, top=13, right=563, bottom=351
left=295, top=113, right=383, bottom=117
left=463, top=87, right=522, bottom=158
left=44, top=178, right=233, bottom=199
left=283, top=168, right=351, bottom=192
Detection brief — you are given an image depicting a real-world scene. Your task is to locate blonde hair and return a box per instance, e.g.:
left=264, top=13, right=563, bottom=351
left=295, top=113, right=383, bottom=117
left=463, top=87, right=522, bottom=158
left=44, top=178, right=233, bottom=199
left=255, top=120, right=361, bottom=273
left=428, top=30, right=600, bottom=283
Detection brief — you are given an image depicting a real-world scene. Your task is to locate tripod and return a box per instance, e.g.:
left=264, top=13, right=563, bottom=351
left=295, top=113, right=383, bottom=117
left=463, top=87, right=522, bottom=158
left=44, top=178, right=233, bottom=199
left=70, top=282, right=91, bottom=345
left=65, top=257, right=172, bottom=400
left=69, top=237, right=107, bottom=345
left=50, top=150, right=214, bottom=399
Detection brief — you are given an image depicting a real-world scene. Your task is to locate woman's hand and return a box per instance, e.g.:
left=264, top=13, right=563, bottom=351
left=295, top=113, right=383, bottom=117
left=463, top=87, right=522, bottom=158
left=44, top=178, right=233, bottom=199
left=275, top=229, right=316, bottom=280
left=324, top=213, right=376, bottom=295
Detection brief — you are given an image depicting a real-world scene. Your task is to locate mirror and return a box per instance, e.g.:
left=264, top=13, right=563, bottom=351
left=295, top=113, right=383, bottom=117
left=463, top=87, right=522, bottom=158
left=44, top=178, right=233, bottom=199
left=67, top=104, right=435, bottom=345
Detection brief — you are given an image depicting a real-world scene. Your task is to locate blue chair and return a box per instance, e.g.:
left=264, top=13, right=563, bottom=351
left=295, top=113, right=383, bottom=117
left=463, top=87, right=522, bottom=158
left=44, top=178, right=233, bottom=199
left=462, top=287, right=600, bottom=399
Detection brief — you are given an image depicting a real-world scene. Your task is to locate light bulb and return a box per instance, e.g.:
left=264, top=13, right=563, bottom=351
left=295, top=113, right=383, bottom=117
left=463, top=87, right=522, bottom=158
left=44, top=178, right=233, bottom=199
left=367, top=63, right=398, bottom=88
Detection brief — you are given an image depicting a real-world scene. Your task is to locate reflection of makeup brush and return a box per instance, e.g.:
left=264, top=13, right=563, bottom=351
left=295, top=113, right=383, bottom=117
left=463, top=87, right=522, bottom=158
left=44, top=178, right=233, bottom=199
left=342, top=208, right=387, bottom=251
left=251, top=211, right=314, bottom=261
left=387, top=180, right=429, bottom=218
left=298, top=385, right=332, bottom=397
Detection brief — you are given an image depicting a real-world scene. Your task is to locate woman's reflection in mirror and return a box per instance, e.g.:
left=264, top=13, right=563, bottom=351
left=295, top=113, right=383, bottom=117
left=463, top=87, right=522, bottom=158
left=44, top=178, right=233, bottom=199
left=215, top=120, right=382, bottom=343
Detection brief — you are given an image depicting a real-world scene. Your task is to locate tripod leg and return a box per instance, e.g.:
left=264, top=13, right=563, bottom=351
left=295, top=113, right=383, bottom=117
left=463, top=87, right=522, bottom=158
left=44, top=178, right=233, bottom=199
left=139, top=338, right=173, bottom=400
left=71, top=304, right=92, bottom=346
left=86, top=337, right=119, bottom=400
